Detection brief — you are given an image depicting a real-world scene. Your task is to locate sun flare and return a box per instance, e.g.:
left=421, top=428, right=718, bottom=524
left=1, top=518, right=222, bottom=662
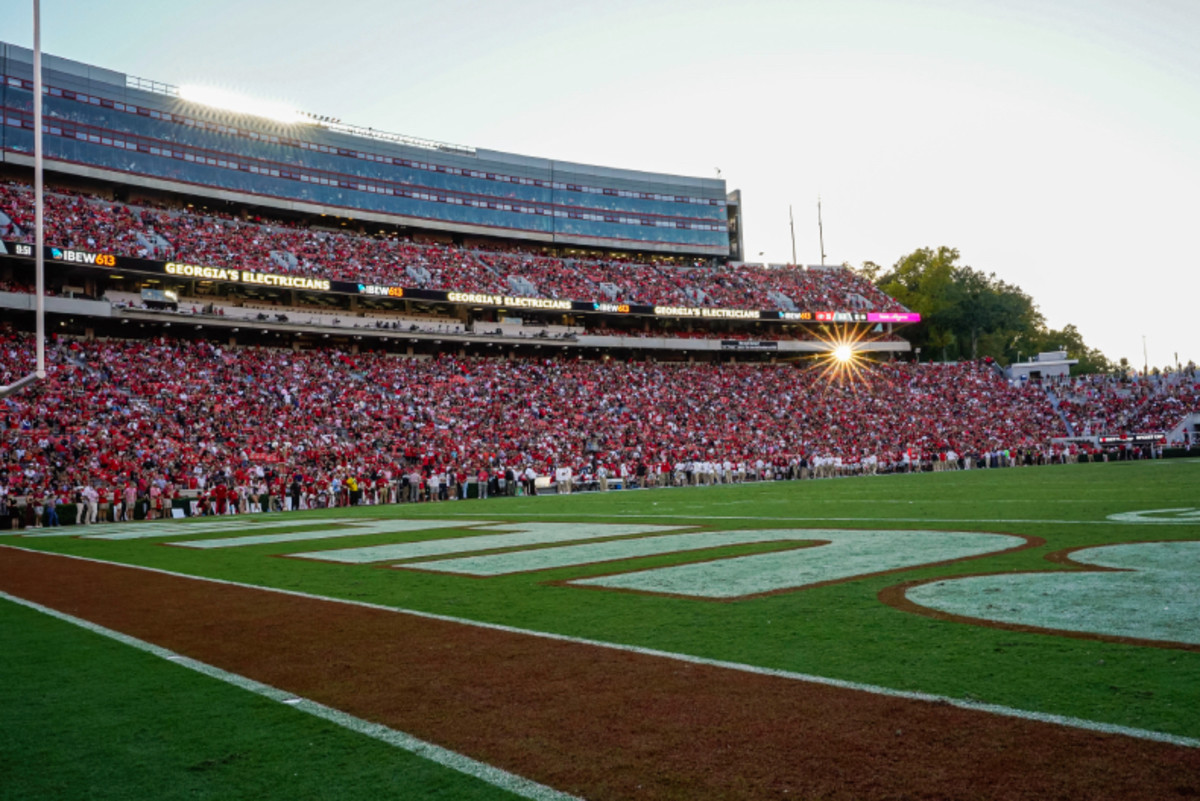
left=807, top=327, right=880, bottom=387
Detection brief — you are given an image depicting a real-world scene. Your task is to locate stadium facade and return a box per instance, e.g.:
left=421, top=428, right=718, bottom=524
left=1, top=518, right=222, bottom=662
left=0, top=42, right=734, bottom=258
left=0, top=41, right=919, bottom=360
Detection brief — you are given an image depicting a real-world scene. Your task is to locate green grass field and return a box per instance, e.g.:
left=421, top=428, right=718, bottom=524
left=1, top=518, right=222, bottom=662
left=4, top=458, right=1199, bottom=799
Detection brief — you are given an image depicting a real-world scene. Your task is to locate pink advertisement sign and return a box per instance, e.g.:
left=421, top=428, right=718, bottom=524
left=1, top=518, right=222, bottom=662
left=868, top=312, right=921, bottom=323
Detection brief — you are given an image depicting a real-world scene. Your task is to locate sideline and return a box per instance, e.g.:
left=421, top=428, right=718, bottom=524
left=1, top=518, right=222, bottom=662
left=3, top=544, right=1197, bottom=749
left=0, top=588, right=582, bottom=801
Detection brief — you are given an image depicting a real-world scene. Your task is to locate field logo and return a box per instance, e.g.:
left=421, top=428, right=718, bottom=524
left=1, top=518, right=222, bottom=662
left=904, top=541, right=1200, bottom=648
left=564, top=528, right=1025, bottom=599
left=274, top=522, right=1028, bottom=600
left=1107, top=508, right=1200, bottom=525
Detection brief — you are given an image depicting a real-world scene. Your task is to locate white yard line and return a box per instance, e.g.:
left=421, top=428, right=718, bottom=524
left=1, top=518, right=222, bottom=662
left=0, top=589, right=582, bottom=801
left=2, top=545, right=1197, bottom=749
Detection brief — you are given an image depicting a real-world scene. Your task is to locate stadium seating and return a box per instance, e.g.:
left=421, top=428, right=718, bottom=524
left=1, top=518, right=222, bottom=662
left=0, top=180, right=908, bottom=313
left=1, top=327, right=1111, bottom=510
left=6, top=178, right=1194, bottom=521
left=1053, top=374, right=1200, bottom=437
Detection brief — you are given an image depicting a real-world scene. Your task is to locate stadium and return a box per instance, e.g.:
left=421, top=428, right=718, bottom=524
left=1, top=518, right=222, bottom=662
left=2, top=37, right=1200, bottom=801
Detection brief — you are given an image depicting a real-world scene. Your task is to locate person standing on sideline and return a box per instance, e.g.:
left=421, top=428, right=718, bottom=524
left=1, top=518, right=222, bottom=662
left=82, top=484, right=99, bottom=525
left=289, top=475, right=302, bottom=512
left=97, top=486, right=110, bottom=523
left=43, top=489, right=60, bottom=527
left=148, top=484, right=162, bottom=520
left=122, top=483, right=135, bottom=521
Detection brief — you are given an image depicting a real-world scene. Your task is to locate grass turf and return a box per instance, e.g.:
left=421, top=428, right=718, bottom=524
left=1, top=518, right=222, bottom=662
left=4, top=458, right=1199, bottom=777
left=0, top=598, right=533, bottom=801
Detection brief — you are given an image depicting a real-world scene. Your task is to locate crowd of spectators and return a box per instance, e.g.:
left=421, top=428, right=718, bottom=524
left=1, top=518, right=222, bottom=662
left=0, top=278, right=40, bottom=295
left=9, top=326, right=1192, bottom=526
left=0, top=325, right=37, bottom=386
left=0, top=180, right=907, bottom=313
left=1052, top=371, right=1200, bottom=437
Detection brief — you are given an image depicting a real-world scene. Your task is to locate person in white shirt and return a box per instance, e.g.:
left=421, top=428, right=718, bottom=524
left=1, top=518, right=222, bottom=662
left=82, top=485, right=99, bottom=525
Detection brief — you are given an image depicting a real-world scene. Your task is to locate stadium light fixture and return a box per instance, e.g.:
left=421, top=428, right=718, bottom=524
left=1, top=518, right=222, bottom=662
left=178, top=84, right=306, bottom=125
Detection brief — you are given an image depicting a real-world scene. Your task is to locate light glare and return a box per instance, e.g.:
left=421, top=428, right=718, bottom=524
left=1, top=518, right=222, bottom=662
left=178, top=85, right=306, bottom=125
left=806, top=327, right=877, bottom=388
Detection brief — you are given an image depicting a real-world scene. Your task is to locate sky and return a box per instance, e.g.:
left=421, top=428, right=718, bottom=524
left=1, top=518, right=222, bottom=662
left=3, top=0, right=1197, bottom=369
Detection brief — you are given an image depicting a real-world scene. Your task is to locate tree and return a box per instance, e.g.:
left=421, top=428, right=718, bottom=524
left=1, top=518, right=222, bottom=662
left=851, top=260, right=884, bottom=284
left=877, top=246, right=958, bottom=315
left=872, top=247, right=1111, bottom=372
left=877, top=247, right=961, bottom=358
left=940, top=267, right=1038, bottom=361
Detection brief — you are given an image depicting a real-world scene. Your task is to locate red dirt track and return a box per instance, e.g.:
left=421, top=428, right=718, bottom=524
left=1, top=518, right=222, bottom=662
left=3, top=546, right=1198, bottom=800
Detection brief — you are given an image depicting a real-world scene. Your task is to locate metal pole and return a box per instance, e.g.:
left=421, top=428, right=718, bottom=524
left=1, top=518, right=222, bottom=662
left=788, top=205, right=796, bottom=266
left=3, top=0, right=46, bottom=397
left=817, top=198, right=826, bottom=267
left=34, top=0, right=46, bottom=379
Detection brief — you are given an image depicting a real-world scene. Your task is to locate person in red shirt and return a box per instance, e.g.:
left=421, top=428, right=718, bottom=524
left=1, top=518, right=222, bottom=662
left=97, top=486, right=110, bottom=523
left=110, top=486, right=124, bottom=524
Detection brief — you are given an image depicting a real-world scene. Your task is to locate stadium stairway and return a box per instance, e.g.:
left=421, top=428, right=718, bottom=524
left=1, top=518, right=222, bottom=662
left=135, top=231, right=173, bottom=259
left=1042, top=387, right=1077, bottom=438
left=269, top=250, right=300, bottom=272
left=507, top=275, right=539, bottom=296
left=768, top=290, right=798, bottom=312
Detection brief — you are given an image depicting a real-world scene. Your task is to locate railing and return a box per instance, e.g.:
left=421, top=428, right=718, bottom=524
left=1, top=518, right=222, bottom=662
left=125, top=75, right=178, bottom=97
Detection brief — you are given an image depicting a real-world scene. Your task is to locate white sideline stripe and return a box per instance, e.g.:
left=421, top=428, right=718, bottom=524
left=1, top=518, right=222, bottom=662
left=3, top=545, right=1197, bottom=750
left=0, top=588, right=581, bottom=801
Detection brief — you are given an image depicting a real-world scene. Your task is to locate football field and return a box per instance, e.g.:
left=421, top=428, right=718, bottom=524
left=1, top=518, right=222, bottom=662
left=3, top=459, right=1199, bottom=799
